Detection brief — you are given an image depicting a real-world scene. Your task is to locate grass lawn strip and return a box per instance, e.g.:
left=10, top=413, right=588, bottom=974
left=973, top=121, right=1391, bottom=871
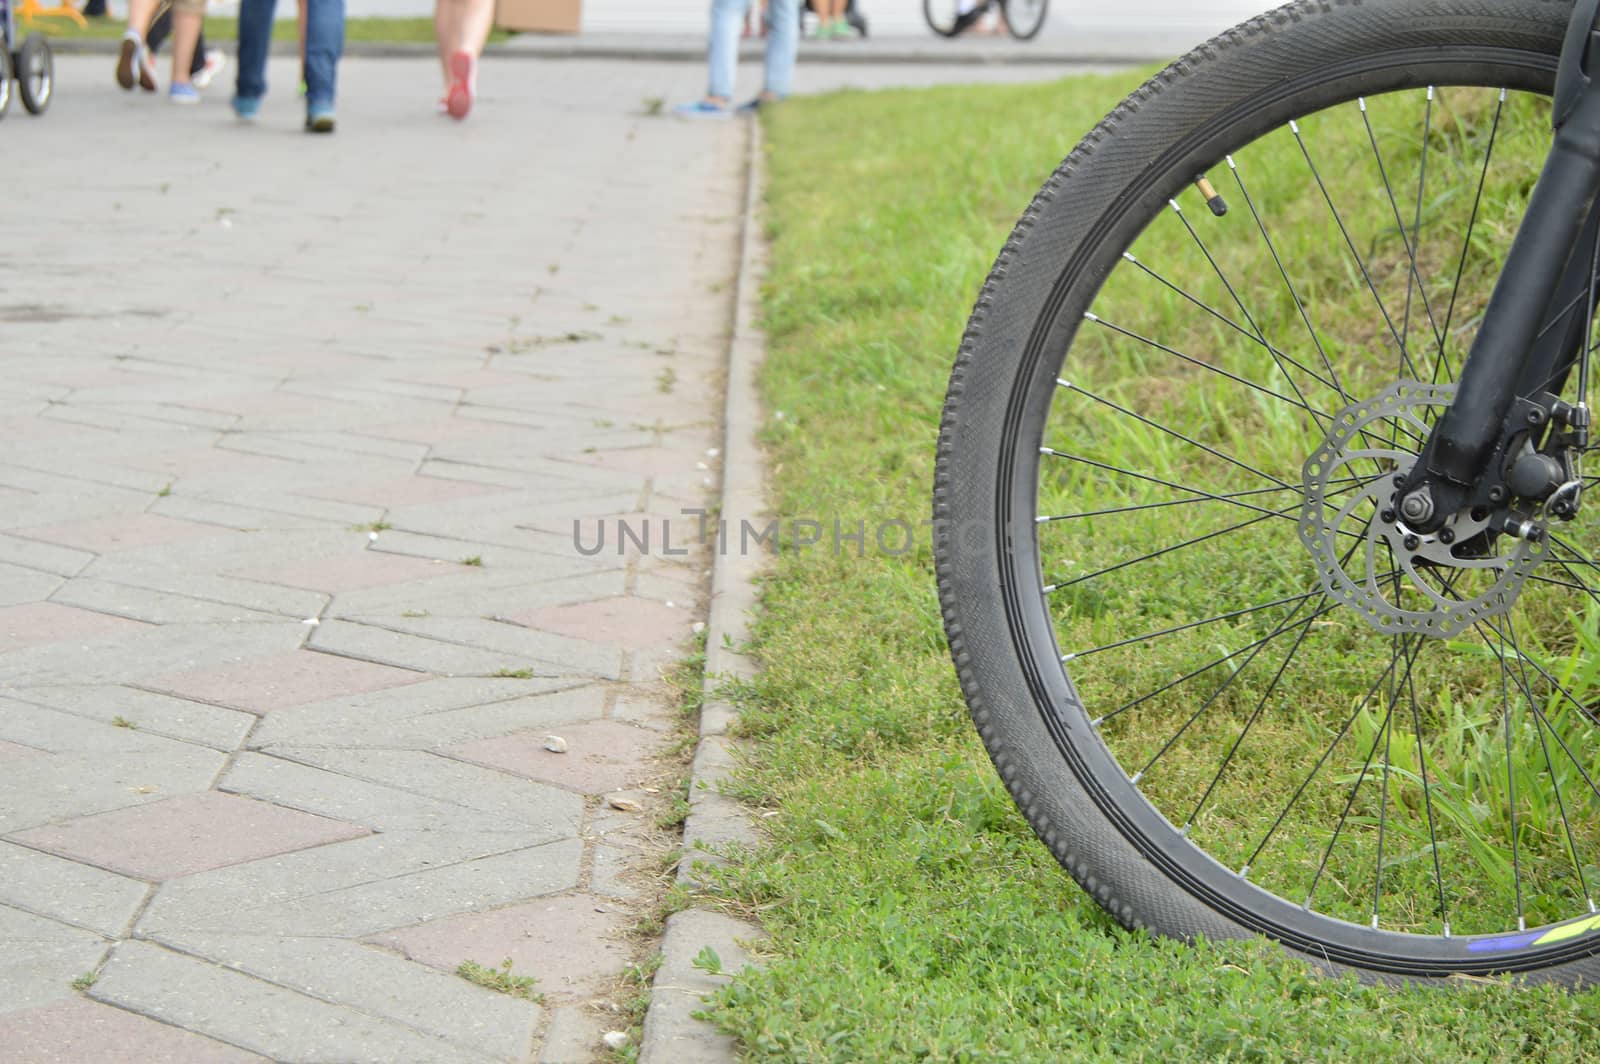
left=700, top=71, right=1600, bottom=1062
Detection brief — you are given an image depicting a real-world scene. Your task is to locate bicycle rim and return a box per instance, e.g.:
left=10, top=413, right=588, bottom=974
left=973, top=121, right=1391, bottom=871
left=1002, top=0, right=1047, bottom=41
left=998, top=42, right=1600, bottom=972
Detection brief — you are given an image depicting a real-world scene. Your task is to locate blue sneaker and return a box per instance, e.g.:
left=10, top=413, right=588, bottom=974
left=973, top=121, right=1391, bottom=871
left=673, top=99, right=732, bottom=119
left=169, top=83, right=200, bottom=105
left=232, top=95, right=261, bottom=121
left=305, top=105, right=336, bottom=134
left=735, top=94, right=784, bottom=114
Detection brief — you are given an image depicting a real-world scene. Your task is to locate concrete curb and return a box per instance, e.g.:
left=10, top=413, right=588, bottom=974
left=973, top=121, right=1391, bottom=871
left=45, top=35, right=1166, bottom=65
left=637, top=117, right=771, bottom=1064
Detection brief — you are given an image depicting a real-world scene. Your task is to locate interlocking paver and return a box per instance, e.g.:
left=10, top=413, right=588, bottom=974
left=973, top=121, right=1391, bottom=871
left=228, top=551, right=463, bottom=594
left=0, top=532, right=98, bottom=577
left=307, top=618, right=610, bottom=679
left=371, top=893, right=634, bottom=1004
left=142, top=649, right=426, bottom=715
left=0, top=738, right=46, bottom=762
left=11, top=513, right=235, bottom=555
left=0, top=621, right=306, bottom=688
left=510, top=596, right=695, bottom=650
left=296, top=475, right=511, bottom=509
left=10, top=792, right=370, bottom=882
left=0, top=841, right=149, bottom=939
left=149, top=933, right=538, bottom=1061
left=0, top=997, right=267, bottom=1063
left=0, top=748, right=226, bottom=835
left=5, top=49, right=786, bottom=1064
left=90, top=940, right=488, bottom=1063
left=138, top=831, right=541, bottom=936
left=262, top=748, right=583, bottom=838
left=164, top=839, right=586, bottom=938
left=11, top=685, right=256, bottom=752
left=48, top=578, right=289, bottom=627
left=0, top=906, right=112, bottom=1016
left=0, top=602, right=152, bottom=655
left=0, top=563, right=64, bottom=607
left=444, top=721, right=667, bottom=796
left=218, top=752, right=537, bottom=835
left=252, top=682, right=605, bottom=750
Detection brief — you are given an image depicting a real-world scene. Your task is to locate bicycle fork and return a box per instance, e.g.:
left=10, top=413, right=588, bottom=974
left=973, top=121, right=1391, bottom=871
left=1396, top=0, right=1600, bottom=541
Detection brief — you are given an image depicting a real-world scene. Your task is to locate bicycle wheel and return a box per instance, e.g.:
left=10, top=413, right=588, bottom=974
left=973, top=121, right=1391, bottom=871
left=934, top=0, right=1600, bottom=983
left=1001, top=0, right=1047, bottom=41
left=924, top=0, right=983, bottom=38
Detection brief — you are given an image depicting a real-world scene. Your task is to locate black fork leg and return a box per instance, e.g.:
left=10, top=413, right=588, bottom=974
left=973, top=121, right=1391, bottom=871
left=1399, top=0, right=1600, bottom=530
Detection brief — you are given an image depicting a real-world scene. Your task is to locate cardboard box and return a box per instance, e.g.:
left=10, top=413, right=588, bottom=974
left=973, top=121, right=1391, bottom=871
left=496, top=0, right=581, bottom=34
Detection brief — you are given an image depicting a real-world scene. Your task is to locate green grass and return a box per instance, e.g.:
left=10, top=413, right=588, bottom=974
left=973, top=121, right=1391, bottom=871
left=25, top=14, right=510, bottom=45
left=703, top=70, right=1600, bottom=1061
left=455, top=958, right=544, bottom=1003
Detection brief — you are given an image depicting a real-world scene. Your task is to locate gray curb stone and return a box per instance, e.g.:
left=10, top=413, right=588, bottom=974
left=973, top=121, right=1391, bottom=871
left=45, top=34, right=1169, bottom=65
left=638, top=119, right=771, bottom=1064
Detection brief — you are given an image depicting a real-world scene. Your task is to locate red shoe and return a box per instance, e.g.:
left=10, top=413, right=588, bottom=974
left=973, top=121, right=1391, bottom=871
left=445, top=50, right=473, bottom=120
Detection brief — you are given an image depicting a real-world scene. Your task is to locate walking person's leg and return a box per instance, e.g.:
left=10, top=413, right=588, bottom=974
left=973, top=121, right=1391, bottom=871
left=758, top=0, right=799, bottom=103
left=117, top=0, right=163, bottom=91
left=433, top=0, right=494, bottom=119
left=303, top=0, right=346, bottom=131
left=676, top=0, right=748, bottom=116
left=233, top=0, right=278, bottom=117
left=815, top=0, right=843, bottom=37
left=165, top=0, right=204, bottom=102
left=145, top=3, right=172, bottom=54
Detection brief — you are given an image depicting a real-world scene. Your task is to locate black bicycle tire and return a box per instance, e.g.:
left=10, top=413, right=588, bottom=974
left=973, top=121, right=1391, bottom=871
left=924, top=0, right=975, bottom=38
left=18, top=36, right=52, bottom=116
left=932, top=0, right=1600, bottom=985
left=1001, top=0, right=1048, bottom=41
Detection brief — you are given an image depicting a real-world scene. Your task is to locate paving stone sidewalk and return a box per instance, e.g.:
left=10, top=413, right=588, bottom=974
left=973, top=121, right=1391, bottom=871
left=1, top=56, right=751, bottom=1063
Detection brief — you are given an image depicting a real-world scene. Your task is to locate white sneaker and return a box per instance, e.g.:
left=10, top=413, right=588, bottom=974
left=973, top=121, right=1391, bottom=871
left=192, top=49, right=226, bottom=91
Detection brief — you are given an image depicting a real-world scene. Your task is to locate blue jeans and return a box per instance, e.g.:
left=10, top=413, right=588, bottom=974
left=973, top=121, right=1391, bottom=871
left=707, top=0, right=798, bottom=101
left=236, top=0, right=345, bottom=111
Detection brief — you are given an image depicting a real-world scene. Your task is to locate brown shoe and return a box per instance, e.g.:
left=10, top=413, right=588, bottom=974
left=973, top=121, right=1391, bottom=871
left=115, top=35, right=138, bottom=90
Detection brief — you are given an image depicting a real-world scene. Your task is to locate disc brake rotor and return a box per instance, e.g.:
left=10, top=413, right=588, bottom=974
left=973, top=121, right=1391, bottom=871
left=1298, top=381, right=1544, bottom=637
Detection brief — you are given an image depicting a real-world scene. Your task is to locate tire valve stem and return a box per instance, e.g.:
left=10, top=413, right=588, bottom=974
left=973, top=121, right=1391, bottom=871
left=1195, top=174, right=1229, bottom=217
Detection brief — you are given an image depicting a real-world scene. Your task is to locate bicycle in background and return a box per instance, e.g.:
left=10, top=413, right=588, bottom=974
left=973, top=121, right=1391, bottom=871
left=923, top=0, right=1048, bottom=41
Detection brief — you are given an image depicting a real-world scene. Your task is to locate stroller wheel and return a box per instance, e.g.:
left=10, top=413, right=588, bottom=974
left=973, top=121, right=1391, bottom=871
left=18, top=37, right=52, bottom=116
left=0, top=45, right=12, bottom=119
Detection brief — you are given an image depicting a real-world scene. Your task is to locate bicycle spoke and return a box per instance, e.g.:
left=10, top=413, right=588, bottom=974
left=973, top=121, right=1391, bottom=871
left=1056, top=379, right=1295, bottom=491
left=1436, top=89, right=1506, bottom=383
left=1094, top=597, right=1348, bottom=726
left=1082, top=312, right=1336, bottom=426
left=1288, top=117, right=1416, bottom=378
left=1043, top=505, right=1291, bottom=593
left=1037, top=479, right=1360, bottom=526
left=1305, top=692, right=1397, bottom=911
left=1373, top=665, right=1397, bottom=930
left=1358, top=95, right=1447, bottom=360
left=1405, top=627, right=1452, bottom=936
left=1225, top=155, right=1349, bottom=408
left=1036, top=449, right=1368, bottom=525
left=1245, top=628, right=1427, bottom=875
left=1184, top=613, right=1325, bottom=832
left=1166, top=200, right=1343, bottom=401
left=1502, top=612, right=1596, bottom=912
left=1060, top=589, right=1328, bottom=663
left=1495, top=616, right=1528, bottom=930
left=1401, top=87, right=1438, bottom=378
left=1133, top=590, right=1331, bottom=785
